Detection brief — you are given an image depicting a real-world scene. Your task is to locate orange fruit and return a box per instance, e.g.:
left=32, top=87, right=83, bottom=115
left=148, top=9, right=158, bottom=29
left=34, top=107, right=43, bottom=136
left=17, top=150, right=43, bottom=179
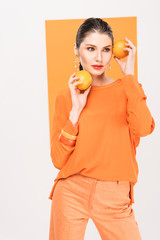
left=113, top=40, right=129, bottom=59
left=76, top=70, right=92, bottom=90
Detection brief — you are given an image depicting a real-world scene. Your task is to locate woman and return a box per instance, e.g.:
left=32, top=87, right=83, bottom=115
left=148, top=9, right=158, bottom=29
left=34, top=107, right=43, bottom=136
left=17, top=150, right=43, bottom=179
left=49, top=17, right=155, bottom=240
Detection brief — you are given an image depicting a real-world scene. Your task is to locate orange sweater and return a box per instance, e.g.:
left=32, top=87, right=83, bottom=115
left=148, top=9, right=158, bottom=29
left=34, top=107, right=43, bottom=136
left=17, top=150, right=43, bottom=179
left=48, top=74, right=155, bottom=204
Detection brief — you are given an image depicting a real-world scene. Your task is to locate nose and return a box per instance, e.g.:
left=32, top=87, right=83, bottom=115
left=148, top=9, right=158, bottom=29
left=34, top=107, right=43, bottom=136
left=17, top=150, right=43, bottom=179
left=96, top=51, right=102, bottom=62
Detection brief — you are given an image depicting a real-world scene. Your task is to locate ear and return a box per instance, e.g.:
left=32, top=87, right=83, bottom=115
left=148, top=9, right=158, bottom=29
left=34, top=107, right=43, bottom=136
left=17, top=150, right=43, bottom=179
left=74, top=43, right=78, bottom=56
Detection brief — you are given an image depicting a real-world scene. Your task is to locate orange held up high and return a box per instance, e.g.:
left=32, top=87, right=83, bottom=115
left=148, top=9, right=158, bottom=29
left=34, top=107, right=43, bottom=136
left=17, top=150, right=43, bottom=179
left=113, top=40, right=129, bottom=59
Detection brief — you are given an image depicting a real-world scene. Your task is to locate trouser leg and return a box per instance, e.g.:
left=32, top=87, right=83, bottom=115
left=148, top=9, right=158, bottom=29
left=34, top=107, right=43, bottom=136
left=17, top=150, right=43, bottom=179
left=90, top=180, right=142, bottom=240
left=49, top=174, right=91, bottom=240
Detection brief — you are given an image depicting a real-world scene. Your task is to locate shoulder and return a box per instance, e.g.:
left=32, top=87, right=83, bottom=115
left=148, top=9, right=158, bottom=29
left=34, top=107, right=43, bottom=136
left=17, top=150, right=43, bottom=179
left=55, top=87, right=70, bottom=100
left=54, top=87, right=72, bottom=110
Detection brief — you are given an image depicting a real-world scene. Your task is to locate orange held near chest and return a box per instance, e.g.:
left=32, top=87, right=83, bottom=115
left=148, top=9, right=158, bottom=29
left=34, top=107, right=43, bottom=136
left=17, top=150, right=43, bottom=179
left=76, top=70, right=92, bottom=90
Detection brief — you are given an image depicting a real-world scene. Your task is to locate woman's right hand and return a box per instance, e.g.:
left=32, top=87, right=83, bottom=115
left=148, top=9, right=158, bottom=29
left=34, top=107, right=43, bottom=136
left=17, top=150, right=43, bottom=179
left=68, top=72, right=92, bottom=112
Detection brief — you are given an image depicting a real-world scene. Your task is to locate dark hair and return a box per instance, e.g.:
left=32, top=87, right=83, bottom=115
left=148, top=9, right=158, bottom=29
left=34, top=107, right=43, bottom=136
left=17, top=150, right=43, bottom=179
left=75, top=17, right=114, bottom=70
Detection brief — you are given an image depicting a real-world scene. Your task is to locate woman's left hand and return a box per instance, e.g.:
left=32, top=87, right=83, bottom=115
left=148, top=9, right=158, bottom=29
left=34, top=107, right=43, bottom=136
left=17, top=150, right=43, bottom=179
left=113, top=37, right=136, bottom=76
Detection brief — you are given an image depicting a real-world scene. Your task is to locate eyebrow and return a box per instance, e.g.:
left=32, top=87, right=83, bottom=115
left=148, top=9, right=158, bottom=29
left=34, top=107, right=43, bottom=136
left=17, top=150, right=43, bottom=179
left=85, top=44, right=112, bottom=47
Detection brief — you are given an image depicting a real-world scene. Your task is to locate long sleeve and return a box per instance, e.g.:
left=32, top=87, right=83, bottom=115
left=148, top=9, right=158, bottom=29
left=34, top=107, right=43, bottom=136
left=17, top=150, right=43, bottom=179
left=121, top=74, right=155, bottom=137
left=50, top=93, right=79, bottom=170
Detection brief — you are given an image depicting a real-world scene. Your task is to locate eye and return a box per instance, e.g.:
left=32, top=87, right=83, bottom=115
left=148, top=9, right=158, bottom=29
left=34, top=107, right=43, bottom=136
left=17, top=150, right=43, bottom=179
left=87, top=47, right=111, bottom=52
left=104, top=48, right=110, bottom=52
left=87, top=47, right=94, bottom=51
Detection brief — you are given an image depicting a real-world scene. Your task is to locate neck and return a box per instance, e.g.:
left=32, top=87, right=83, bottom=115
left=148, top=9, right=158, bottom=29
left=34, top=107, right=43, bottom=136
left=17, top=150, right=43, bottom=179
left=91, top=73, right=110, bottom=86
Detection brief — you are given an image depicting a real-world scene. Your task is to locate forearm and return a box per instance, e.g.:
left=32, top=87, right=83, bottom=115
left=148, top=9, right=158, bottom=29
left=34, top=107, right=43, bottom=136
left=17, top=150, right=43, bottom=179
left=69, top=108, right=81, bottom=126
left=50, top=95, right=81, bottom=169
left=122, top=74, right=155, bottom=137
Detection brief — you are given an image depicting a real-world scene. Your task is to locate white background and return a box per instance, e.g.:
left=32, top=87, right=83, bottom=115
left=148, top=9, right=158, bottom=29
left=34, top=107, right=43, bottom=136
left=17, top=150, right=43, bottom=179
left=0, top=0, right=159, bottom=239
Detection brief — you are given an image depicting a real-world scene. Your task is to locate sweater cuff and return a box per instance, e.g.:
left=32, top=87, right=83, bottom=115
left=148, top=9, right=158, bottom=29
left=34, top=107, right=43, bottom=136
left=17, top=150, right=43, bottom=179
left=62, top=119, right=79, bottom=136
left=121, top=74, right=147, bottom=105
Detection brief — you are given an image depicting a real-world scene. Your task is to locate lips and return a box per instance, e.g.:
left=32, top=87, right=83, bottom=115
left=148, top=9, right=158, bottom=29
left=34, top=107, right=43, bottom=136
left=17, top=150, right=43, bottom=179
left=91, top=65, right=103, bottom=70
left=92, top=65, right=103, bottom=67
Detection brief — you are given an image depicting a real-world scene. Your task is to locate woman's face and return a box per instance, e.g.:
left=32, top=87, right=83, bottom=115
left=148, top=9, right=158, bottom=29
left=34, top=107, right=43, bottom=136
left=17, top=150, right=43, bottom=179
left=74, top=31, right=113, bottom=76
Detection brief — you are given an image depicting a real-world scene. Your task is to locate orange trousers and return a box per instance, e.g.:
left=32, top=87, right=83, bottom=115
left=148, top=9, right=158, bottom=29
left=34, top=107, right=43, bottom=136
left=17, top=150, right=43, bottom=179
left=49, top=173, right=142, bottom=240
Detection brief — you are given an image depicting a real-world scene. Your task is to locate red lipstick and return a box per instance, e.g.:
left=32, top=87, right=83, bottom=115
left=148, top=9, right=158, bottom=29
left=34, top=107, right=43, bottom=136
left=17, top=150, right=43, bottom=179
left=91, top=65, right=103, bottom=70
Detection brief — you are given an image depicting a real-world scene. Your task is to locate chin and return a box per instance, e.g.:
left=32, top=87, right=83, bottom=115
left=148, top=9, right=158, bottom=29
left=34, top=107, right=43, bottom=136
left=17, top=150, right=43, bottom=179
left=90, top=69, right=105, bottom=75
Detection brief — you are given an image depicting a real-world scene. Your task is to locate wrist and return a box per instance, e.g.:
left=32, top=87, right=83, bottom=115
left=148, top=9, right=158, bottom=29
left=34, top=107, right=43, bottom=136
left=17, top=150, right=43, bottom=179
left=124, top=73, right=134, bottom=76
left=71, top=108, right=82, bottom=115
left=69, top=109, right=81, bottom=126
left=124, top=69, right=134, bottom=76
